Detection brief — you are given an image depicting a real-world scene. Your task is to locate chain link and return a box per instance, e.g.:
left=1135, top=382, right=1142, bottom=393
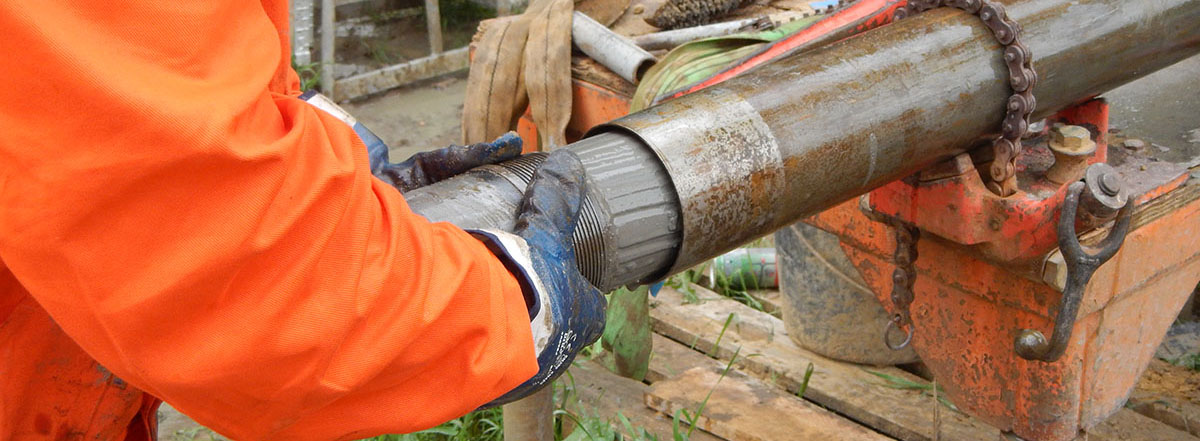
left=895, top=0, right=1037, bottom=196
left=884, top=218, right=920, bottom=350
left=880, top=0, right=1035, bottom=349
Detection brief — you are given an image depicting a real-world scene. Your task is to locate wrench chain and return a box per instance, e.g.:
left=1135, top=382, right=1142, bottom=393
left=896, top=0, right=1037, bottom=196
left=884, top=218, right=920, bottom=350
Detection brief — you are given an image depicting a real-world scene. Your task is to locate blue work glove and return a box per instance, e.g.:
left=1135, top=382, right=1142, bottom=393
left=470, top=150, right=607, bottom=407
left=299, top=91, right=522, bottom=193
left=366, top=132, right=523, bottom=193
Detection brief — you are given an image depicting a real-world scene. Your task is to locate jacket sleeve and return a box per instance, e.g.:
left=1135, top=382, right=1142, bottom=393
left=0, top=2, right=536, bottom=440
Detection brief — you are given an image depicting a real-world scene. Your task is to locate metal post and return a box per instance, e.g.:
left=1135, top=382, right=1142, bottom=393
left=425, top=0, right=444, bottom=55
left=320, top=0, right=336, bottom=95
left=502, top=388, right=555, bottom=441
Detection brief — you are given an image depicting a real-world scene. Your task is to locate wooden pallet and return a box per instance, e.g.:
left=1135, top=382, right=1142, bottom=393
left=567, top=285, right=1200, bottom=441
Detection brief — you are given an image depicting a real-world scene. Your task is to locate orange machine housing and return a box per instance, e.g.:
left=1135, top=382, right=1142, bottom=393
left=808, top=99, right=1200, bottom=440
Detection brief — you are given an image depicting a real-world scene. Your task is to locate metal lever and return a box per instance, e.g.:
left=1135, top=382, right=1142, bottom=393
left=1014, top=181, right=1132, bottom=362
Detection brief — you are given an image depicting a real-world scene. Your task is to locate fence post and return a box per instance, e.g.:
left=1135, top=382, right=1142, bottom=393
left=290, top=0, right=316, bottom=65
left=424, top=0, right=444, bottom=54
left=320, top=0, right=336, bottom=95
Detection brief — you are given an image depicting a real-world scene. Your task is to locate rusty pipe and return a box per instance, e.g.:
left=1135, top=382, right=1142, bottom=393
left=406, top=0, right=1200, bottom=292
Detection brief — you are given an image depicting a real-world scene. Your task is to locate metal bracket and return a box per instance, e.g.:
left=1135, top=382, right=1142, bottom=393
left=1014, top=181, right=1132, bottom=362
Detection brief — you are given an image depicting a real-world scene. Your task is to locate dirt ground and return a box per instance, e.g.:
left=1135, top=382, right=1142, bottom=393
left=342, top=74, right=469, bottom=159
left=1105, top=55, right=1200, bottom=165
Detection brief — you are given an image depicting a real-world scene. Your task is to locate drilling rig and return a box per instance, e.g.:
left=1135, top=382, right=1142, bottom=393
left=407, top=0, right=1200, bottom=438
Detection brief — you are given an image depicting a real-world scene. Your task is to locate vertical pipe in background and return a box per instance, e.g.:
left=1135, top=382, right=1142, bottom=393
left=320, top=0, right=336, bottom=95
left=502, top=388, right=555, bottom=441
left=290, top=0, right=316, bottom=65
left=425, top=0, right=445, bottom=55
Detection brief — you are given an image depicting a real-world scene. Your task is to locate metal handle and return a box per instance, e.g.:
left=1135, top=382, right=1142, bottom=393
left=1014, top=181, right=1132, bottom=362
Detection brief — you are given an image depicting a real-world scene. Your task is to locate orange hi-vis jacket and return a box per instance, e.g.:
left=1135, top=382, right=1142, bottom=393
left=0, top=2, right=537, bottom=440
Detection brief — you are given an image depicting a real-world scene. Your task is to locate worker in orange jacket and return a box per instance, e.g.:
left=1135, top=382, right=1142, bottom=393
left=0, top=1, right=605, bottom=440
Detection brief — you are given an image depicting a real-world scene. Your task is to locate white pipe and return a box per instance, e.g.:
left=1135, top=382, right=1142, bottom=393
left=571, top=11, right=657, bottom=83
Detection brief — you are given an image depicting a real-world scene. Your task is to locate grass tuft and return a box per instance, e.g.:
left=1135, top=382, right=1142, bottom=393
left=1169, top=353, right=1200, bottom=371
left=864, top=370, right=960, bottom=412
left=292, top=60, right=323, bottom=92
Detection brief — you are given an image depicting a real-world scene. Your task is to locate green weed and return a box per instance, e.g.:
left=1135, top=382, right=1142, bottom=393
left=361, top=371, right=666, bottom=441
left=664, top=270, right=702, bottom=305
left=361, top=40, right=397, bottom=65
left=665, top=242, right=774, bottom=312
left=365, top=407, right=503, bottom=441
left=438, top=0, right=497, bottom=29
left=864, top=370, right=959, bottom=412
left=291, top=60, right=323, bottom=92
left=1170, top=353, right=1200, bottom=371
left=796, top=362, right=815, bottom=398
left=710, top=313, right=736, bottom=358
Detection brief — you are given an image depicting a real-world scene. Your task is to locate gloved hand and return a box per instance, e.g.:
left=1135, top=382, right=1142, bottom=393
left=299, top=91, right=522, bottom=193
left=366, top=132, right=523, bottom=193
left=470, top=150, right=606, bottom=406
left=301, top=91, right=602, bottom=404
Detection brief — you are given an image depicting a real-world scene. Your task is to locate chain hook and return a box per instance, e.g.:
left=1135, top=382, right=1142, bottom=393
left=1014, top=182, right=1133, bottom=362
left=884, top=314, right=914, bottom=350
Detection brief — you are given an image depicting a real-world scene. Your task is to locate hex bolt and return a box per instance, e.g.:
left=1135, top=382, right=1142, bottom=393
left=1046, top=125, right=1097, bottom=184
left=1042, top=251, right=1067, bottom=292
left=1077, top=163, right=1128, bottom=228
left=1123, top=138, right=1146, bottom=151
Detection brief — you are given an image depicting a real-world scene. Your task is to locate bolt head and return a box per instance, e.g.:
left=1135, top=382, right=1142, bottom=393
left=1098, top=172, right=1122, bottom=196
left=1015, top=330, right=1048, bottom=360
left=1049, top=125, right=1096, bottom=155
left=1042, top=251, right=1067, bottom=292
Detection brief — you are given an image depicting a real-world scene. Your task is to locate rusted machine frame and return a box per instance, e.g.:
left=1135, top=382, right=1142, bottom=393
left=809, top=171, right=1200, bottom=440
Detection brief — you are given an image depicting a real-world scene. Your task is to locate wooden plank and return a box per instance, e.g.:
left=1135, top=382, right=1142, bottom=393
left=650, top=286, right=999, bottom=441
left=1126, top=359, right=1200, bottom=437
left=565, top=361, right=724, bottom=441
left=646, top=333, right=713, bottom=384
left=746, top=289, right=783, bottom=317
left=650, top=333, right=1196, bottom=441
left=334, top=47, right=469, bottom=101
left=645, top=366, right=894, bottom=441
left=650, top=286, right=1200, bottom=441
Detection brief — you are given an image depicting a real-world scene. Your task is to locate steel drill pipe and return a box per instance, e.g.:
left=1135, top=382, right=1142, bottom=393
left=406, top=0, right=1200, bottom=292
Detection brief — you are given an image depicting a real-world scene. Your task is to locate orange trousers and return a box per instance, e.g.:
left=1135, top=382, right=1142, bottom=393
left=1, top=268, right=156, bottom=440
